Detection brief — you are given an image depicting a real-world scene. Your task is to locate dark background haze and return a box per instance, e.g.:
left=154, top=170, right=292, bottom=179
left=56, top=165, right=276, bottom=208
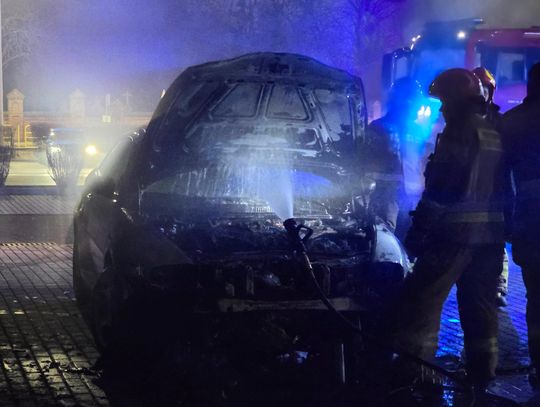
left=4, top=0, right=540, bottom=113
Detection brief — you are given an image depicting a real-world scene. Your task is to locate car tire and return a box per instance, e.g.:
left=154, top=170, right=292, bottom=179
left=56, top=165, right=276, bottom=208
left=90, top=265, right=122, bottom=353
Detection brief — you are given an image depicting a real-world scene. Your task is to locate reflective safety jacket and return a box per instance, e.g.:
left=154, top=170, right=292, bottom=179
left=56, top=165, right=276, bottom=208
left=501, top=99, right=540, bottom=241
left=413, top=113, right=507, bottom=245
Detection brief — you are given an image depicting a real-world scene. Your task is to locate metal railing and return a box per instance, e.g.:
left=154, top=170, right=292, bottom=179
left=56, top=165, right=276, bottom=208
left=11, top=123, right=38, bottom=149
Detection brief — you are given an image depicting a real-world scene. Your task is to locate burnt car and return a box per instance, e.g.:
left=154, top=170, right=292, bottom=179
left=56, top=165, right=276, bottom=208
left=73, top=53, right=410, bottom=389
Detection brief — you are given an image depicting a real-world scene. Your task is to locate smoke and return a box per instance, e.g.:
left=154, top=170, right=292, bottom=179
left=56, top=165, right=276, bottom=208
left=10, top=0, right=408, bottom=112
left=11, top=0, right=540, bottom=113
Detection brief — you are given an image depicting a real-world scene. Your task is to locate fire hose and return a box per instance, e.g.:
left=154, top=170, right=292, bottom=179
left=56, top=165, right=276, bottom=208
left=283, top=218, right=520, bottom=407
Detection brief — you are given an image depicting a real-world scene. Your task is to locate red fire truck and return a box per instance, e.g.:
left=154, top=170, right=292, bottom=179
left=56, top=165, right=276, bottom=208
left=383, top=18, right=540, bottom=112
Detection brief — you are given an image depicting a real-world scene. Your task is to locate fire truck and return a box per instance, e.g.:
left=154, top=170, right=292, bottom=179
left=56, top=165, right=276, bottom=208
left=383, top=18, right=540, bottom=113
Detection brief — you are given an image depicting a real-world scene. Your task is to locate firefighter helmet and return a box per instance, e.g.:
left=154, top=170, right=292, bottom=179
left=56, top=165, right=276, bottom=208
left=429, top=68, right=484, bottom=104
left=472, top=67, right=496, bottom=103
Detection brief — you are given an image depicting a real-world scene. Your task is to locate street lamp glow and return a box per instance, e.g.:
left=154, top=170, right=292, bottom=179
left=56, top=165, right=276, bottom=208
left=85, top=144, right=98, bottom=156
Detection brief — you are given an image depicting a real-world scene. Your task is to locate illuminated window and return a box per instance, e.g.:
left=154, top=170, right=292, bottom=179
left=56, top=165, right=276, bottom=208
left=496, top=51, right=526, bottom=85
left=477, top=46, right=540, bottom=86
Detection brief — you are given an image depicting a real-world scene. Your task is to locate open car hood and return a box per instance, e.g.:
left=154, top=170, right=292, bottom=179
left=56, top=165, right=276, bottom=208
left=140, top=52, right=367, bottom=187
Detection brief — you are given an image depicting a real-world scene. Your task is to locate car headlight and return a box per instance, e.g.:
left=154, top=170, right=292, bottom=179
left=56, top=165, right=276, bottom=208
left=49, top=146, right=62, bottom=154
left=85, top=144, right=98, bottom=156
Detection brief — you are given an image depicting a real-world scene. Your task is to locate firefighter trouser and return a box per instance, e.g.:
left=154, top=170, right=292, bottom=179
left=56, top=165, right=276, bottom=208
left=513, top=239, right=540, bottom=370
left=394, top=243, right=503, bottom=384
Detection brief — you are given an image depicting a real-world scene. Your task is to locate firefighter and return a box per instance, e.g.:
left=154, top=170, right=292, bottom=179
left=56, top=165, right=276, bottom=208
left=394, top=68, right=506, bottom=392
left=500, top=62, right=540, bottom=388
left=472, top=66, right=510, bottom=307
left=363, top=78, right=429, bottom=238
left=472, top=66, right=502, bottom=126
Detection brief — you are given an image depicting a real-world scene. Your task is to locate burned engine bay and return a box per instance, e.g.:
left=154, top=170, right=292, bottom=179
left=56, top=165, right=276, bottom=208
left=139, top=190, right=406, bottom=310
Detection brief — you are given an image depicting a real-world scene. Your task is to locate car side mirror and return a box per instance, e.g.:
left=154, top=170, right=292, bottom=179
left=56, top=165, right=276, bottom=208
left=93, top=176, right=116, bottom=197
left=84, top=168, right=99, bottom=187
left=85, top=170, right=115, bottom=197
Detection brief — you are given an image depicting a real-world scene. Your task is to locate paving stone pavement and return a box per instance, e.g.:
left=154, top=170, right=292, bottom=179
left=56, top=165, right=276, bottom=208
left=439, top=252, right=530, bottom=368
left=0, top=243, right=535, bottom=406
left=438, top=248, right=534, bottom=403
left=0, top=243, right=107, bottom=407
left=0, top=195, right=77, bottom=215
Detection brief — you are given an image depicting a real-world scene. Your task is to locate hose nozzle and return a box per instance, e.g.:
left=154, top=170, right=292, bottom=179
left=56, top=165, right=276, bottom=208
left=284, top=218, right=313, bottom=253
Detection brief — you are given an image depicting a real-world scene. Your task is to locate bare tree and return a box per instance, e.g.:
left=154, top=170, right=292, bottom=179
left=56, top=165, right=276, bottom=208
left=46, top=143, right=83, bottom=193
left=318, top=0, right=405, bottom=72
left=184, top=0, right=327, bottom=55
left=2, top=0, right=35, bottom=70
left=201, top=0, right=403, bottom=69
left=178, top=0, right=405, bottom=101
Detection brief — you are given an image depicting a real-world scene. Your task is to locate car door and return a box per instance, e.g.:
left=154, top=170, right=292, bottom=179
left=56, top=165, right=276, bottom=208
left=78, top=137, right=135, bottom=286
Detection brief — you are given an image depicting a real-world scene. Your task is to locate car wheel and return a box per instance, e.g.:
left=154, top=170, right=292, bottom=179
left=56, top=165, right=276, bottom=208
left=91, top=266, right=122, bottom=353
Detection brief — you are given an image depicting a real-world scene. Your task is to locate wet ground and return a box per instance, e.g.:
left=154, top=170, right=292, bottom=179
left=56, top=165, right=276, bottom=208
left=0, top=191, right=537, bottom=406
left=0, top=243, right=105, bottom=406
